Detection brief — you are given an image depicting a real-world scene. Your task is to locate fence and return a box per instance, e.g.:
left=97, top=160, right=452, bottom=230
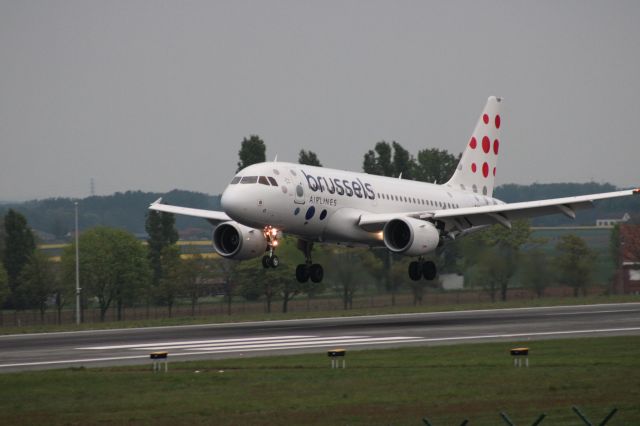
left=0, top=285, right=608, bottom=328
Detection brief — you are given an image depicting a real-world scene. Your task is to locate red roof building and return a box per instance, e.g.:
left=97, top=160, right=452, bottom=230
left=616, top=224, right=640, bottom=294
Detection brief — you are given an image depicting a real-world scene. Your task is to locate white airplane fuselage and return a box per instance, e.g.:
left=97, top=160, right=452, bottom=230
left=221, top=162, right=502, bottom=246
left=149, top=96, right=637, bottom=283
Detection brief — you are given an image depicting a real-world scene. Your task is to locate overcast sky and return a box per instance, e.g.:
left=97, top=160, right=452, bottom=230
left=1, top=1, right=639, bottom=201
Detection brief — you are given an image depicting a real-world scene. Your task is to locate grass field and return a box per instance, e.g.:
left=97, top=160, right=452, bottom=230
left=0, top=336, right=638, bottom=425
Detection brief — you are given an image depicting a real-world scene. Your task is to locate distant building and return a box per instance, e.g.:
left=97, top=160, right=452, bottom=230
left=615, top=224, right=640, bottom=295
left=440, top=273, right=464, bottom=290
left=596, top=213, right=630, bottom=228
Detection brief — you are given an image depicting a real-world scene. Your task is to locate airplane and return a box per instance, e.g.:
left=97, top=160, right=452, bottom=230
left=149, top=96, right=638, bottom=283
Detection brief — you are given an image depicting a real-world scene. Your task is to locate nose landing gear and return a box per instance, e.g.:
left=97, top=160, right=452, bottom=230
left=262, top=226, right=280, bottom=269
left=295, top=239, right=324, bottom=283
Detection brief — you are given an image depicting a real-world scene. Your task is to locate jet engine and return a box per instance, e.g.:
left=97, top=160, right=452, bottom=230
left=212, top=221, right=267, bottom=260
left=383, top=217, right=440, bottom=256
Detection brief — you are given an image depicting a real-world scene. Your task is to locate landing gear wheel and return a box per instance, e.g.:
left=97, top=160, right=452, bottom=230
left=422, top=261, right=437, bottom=280
left=270, top=255, right=279, bottom=268
left=262, top=255, right=271, bottom=269
left=408, top=261, right=422, bottom=281
left=309, top=264, right=324, bottom=283
left=296, top=264, right=310, bottom=283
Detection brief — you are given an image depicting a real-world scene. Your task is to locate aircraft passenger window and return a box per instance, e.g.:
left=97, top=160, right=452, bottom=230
left=267, top=177, right=278, bottom=186
left=241, top=176, right=258, bottom=184
left=258, top=176, right=270, bottom=185
left=230, top=177, right=241, bottom=184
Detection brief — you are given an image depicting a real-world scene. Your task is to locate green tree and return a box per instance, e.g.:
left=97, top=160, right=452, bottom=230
left=3, top=209, right=36, bottom=308
left=157, top=245, right=183, bottom=317
left=0, top=216, right=5, bottom=264
left=215, top=258, right=239, bottom=315
left=467, top=254, right=499, bottom=302
left=237, top=261, right=283, bottom=313
left=237, top=135, right=266, bottom=172
left=146, top=210, right=179, bottom=288
left=181, top=254, right=210, bottom=316
left=298, top=150, right=322, bottom=167
left=414, top=148, right=461, bottom=184
left=391, top=141, right=415, bottom=180
left=329, top=248, right=377, bottom=310
left=61, top=227, right=151, bottom=321
left=555, top=234, right=596, bottom=296
left=610, top=224, right=621, bottom=269
left=0, top=264, right=9, bottom=311
left=521, top=249, right=551, bottom=297
left=52, top=265, right=73, bottom=325
left=462, top=220, right=532, bottom=301
left=363, top=141, right=394, bottom=176
left=18, top=251, right=56, bottom=321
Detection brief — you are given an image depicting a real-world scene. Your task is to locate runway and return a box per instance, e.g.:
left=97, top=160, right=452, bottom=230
left=1, top=302, right=639, bottom=372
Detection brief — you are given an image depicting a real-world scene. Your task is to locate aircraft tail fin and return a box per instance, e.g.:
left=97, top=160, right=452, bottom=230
left=446, top=96, right=502, bottom=197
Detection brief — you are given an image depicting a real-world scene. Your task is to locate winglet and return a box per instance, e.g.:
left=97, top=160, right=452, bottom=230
left=151, top=197, right=163, bottom=206
left=634, top=188, right=640, bottom=195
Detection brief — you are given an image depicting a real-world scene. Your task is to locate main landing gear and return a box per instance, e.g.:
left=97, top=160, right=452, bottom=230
left=408, top=258, right=437, bottom=281
left=261, top=226, right=280, bottom=268
left=295, top=240, right=324, bottom=283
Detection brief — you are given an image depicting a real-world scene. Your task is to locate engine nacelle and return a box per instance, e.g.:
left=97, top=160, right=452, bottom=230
left=212, top=221, right=267, bottom=260
left=383, top=217, right=440, bottom=256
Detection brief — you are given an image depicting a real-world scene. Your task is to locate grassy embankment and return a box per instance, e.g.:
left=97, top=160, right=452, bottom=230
left=0, top=336, right=638, bottom=425
left=1, top=294, right=639, bottom=335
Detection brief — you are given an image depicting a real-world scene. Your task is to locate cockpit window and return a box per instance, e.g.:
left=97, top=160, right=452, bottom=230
left=230, top=177, right=241, bottom=184
left=258, top=176, right=270, bottom=186
left=240, top=176, right=258, bottom=184
left=267, top=177, right=278, bottom=186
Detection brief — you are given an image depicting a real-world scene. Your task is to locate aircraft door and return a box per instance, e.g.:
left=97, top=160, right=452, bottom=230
left=294, top=182, right=305, bottom=204
left=289, top=168, right=305, bottom=205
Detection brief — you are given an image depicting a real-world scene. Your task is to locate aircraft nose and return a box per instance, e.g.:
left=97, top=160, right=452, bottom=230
left=221, top=186, right=243, bottom=218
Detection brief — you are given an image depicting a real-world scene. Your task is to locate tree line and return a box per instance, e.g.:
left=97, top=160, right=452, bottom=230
left=0, top=135, right=618, bottom=324
left=3, top=136, right=638, bottom=240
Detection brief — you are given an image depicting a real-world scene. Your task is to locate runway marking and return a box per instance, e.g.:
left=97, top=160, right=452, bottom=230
left=3, top=326, right=640, bottom=370
left=178, top=336, right=421, bottom=352
left=77, top=335, right=319, bottom=350
left=77, top=335, right=424, bottom=352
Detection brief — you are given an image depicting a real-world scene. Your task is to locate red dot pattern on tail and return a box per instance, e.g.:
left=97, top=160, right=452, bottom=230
left=470, top=137, right=477, bottom=149
left=493, top=167, right=496, bottom=176
left=493, top=139, right=499, bottom=155
left=471, top=163, right=477, bottom=173
left=482, top=136, right=490, bottom=153
left=482, top=162, right=489, bottom=178
left=495, top=115, right=501, bottom=129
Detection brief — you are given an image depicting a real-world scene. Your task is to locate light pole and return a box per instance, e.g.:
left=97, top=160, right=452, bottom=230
left=75, top=201, right=81, bottom=325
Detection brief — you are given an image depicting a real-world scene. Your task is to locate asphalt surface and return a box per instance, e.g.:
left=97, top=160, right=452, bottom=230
left=1, top=302, right=639, bottom=372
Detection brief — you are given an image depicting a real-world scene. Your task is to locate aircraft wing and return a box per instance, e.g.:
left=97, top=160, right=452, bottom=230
left=358, top=188, right=639, bottom=232
left=148, top=198, right=231, bottom=226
